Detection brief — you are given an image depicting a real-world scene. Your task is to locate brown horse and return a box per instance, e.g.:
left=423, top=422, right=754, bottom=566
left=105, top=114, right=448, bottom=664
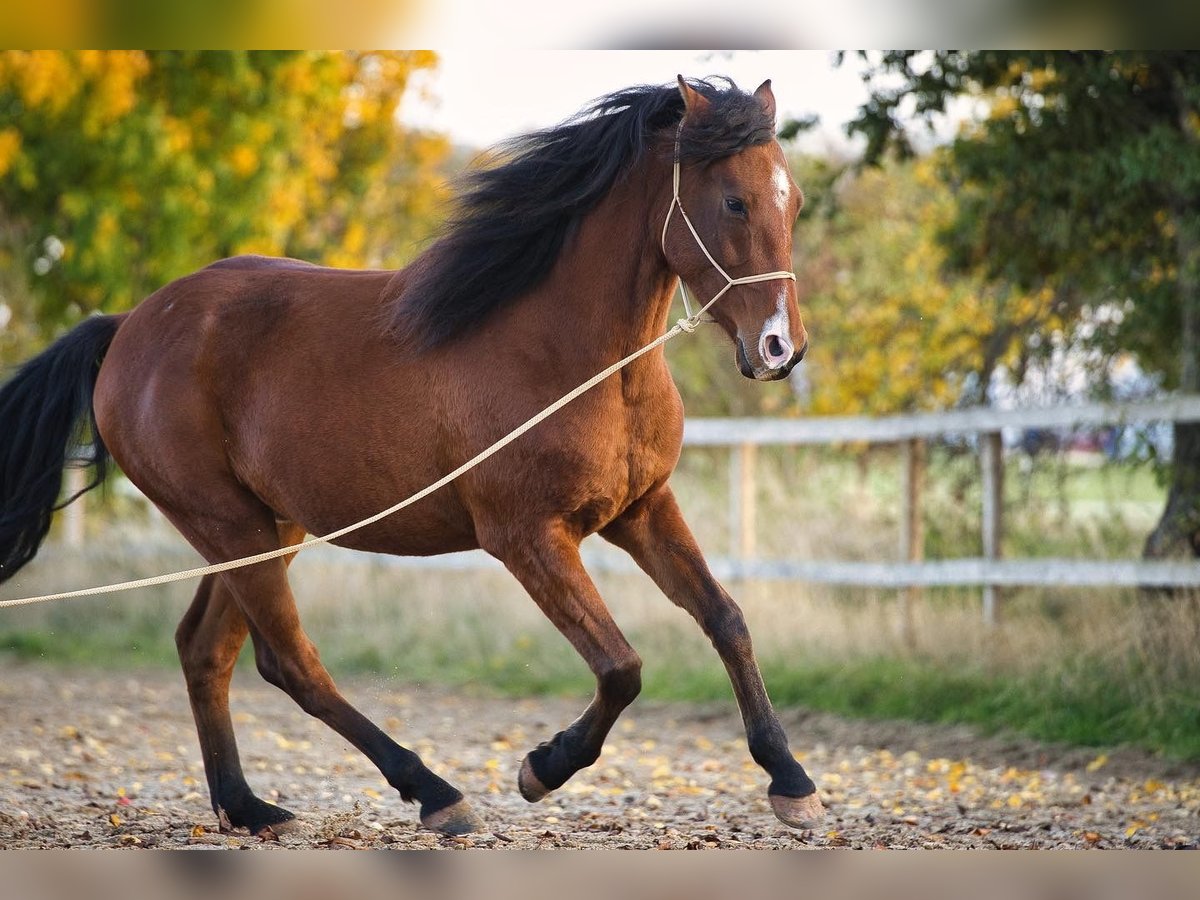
left=0, top=77, right=822, bottom=836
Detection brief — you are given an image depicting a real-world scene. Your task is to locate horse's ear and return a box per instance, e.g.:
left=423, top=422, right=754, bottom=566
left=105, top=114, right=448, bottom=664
left=754, top=79, right=777, bottom=125
left=676, top=75, right=710, bottom=122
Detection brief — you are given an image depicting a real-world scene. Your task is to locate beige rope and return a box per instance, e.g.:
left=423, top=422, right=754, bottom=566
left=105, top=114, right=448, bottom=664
left=0, top=136, right=797, bottom=610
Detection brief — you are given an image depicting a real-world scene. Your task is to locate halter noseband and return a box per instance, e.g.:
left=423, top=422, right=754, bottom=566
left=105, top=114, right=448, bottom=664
left=660, top=125, right=797, bottom=331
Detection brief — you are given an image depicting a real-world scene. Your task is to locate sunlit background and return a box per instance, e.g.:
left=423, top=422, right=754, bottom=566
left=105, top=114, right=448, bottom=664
left=0, top=50, right=1199, bottom=852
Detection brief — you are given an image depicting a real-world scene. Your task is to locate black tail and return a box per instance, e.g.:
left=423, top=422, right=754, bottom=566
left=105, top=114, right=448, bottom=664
left=0, top=315, right=121, bottom=584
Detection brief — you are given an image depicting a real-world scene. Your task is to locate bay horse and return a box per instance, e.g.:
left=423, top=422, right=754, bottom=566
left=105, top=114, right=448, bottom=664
left=0, top=77, right=823, bottom=836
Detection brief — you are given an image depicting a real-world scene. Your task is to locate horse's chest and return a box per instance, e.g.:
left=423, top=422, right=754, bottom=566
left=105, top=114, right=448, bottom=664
left=555, top=398, right=682, bottom=534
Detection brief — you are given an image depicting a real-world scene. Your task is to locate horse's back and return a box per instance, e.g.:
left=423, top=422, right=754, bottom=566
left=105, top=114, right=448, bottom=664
left=201, top=254, right=396, bottom=278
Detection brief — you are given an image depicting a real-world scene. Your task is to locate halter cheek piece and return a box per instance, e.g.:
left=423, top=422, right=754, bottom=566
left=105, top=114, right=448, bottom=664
left=661, top=125, right=797, bottom=333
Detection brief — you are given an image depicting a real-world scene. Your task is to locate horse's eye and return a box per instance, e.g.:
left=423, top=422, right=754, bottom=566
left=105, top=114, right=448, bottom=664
left=724, top=197, right=746, bottom=216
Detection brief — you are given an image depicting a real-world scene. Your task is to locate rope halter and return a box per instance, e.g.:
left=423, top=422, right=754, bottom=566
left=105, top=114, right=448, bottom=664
left=660, top=124, right=797, bottom=330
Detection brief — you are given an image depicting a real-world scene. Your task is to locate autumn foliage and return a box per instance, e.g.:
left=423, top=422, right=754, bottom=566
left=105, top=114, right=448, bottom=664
left=0, top=51, right=449, bottom=355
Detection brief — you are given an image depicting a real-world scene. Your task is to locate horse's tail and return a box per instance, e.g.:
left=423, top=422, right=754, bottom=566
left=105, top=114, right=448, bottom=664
left=0, top=315, right=122, bottom=584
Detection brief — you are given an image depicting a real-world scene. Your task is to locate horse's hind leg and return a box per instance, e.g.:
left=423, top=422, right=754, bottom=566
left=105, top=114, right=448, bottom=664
left=176, top=573, right=296, bottom=834
left=175, top=522, right=307, bottom=834
left=486, top=524, right=642, bottom=801
left=167, top=493, right=482, bottom=836
left=602, top=485, right=825, bottom=829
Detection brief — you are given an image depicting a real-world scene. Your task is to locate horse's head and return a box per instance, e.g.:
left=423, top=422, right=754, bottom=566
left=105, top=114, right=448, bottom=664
left=662, top=77, right=807, bottom=382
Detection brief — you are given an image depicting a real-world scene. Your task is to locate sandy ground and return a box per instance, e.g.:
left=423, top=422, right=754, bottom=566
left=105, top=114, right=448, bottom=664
left=0, top=661, right=1196, bottom=849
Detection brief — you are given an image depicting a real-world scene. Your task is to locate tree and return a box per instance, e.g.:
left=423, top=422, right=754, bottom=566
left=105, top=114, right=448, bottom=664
left=0, top=51, right=449, bottom=357
left=793, top=153, right=1067, bottom=417
left=847, top=51, right=1200, bottom=559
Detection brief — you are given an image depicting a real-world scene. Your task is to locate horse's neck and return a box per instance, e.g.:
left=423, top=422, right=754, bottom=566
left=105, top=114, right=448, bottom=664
left=534, top=162, right=679, bottom=366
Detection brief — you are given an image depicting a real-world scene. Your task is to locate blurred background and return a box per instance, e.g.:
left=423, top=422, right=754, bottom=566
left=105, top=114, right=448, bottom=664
left=1, top=51, right=1198, bottom=762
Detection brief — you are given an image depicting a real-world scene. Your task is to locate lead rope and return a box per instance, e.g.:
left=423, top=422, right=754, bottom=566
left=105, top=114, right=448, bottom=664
left=0, top=133, right=796, bottom=609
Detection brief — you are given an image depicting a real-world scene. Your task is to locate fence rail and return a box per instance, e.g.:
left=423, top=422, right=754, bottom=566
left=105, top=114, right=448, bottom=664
left=687, top=396, right=1200, bottom=627
left=682, top=395, right=1200, bottom=445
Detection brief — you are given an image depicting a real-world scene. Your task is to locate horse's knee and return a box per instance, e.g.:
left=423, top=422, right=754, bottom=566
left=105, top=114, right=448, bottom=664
left=176, top=621, right=230, bottom=695
left=287, top=679, right=339, bottom=720
left=600, top=653, right=642, bottom=707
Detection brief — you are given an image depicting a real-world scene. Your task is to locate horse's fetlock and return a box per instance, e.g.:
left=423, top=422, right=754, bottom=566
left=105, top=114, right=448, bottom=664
left=746, top=720, right=791, bottom=770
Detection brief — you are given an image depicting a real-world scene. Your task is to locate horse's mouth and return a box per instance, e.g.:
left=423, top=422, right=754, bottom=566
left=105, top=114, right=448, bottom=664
left=736, top=339, right=794, bottom=382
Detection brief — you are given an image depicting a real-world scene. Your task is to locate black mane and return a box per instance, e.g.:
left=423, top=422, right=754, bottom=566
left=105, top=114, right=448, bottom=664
left=391, top=77, right=775, bottom=347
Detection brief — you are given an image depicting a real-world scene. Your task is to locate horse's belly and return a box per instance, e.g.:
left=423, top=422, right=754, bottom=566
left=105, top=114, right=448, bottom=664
left=261, top=474, right=481, bottom=558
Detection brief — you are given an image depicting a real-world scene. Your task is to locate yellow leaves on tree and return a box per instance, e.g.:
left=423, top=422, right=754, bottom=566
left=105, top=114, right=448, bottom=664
left=0, top=127, right=20, bottom=178
left=795, top=153, right=1048, bottom=417
left=0, top=51, right=148, bottom=131
left=0, top=51, right=449, bottom=352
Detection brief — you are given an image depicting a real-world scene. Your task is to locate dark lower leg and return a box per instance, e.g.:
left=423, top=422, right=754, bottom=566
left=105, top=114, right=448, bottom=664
left=176, top=576, right=294, bottom=833
left=706, top=604, right=816, bottom=800
left=519, top=656, right=641, bottom=798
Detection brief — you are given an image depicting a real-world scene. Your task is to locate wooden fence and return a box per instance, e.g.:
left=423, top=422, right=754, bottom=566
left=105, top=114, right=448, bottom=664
left=56, top=396, right=1200, bottom=627
left=685, top=395, right=1200, bottom=626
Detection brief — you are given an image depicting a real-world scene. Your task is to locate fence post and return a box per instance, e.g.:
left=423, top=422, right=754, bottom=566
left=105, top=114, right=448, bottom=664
left=980, top=430, right=1004, bottom=625
left=62, top=466, right=86, bottom=547
left=898, top=437, right=925, bottom=645
left=729, top=442, right=757, bottom=563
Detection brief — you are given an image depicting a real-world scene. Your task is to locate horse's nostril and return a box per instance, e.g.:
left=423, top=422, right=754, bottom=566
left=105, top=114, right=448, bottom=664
left=766, top=334, right=784, bottom=359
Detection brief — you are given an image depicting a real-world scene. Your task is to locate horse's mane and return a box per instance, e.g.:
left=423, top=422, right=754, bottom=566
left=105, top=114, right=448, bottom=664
left=390, top=77, right=776, bottom=348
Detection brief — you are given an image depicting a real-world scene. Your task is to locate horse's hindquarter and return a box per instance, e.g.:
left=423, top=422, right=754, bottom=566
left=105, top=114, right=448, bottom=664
left=96, top=263, right=479, bottom=556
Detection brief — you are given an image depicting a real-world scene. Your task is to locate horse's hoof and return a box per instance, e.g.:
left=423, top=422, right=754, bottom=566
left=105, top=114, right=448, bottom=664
left=421, top=799, right=485, bottom=836
left=217, top=800, right=297, bottom=835
left=769, top=792, right=825, bottom=829
left=518, top=756, right=550, bottom=802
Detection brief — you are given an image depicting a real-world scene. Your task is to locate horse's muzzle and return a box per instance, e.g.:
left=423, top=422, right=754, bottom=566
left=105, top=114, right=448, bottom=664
left=736, top=338, right=807, bottom=381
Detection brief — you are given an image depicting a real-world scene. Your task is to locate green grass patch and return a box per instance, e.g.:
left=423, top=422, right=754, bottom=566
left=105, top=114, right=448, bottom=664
left=0, top=625, right=177, bottom=668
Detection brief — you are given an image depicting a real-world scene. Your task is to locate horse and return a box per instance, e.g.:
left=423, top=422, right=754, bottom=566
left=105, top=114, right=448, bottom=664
left=0, top=76, right=823, bottom=837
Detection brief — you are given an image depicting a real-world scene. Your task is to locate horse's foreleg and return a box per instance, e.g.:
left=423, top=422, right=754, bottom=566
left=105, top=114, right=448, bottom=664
left=176, top=575, right=297, bottom=834
left=602, top=485, right=825, bottom=829
left=488, top=525, right=642, bottom=802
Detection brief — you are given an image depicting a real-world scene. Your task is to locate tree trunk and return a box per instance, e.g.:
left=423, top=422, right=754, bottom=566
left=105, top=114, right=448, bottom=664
left=1143, top=208, right=1200, bottom=561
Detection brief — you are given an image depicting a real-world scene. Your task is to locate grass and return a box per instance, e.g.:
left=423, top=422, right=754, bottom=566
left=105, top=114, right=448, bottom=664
left=1, top=449, right=1197, bottom=760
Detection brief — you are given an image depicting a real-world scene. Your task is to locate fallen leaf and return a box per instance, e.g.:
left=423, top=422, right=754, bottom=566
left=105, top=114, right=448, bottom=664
left=1085, top=755, right=1108, bottom=773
